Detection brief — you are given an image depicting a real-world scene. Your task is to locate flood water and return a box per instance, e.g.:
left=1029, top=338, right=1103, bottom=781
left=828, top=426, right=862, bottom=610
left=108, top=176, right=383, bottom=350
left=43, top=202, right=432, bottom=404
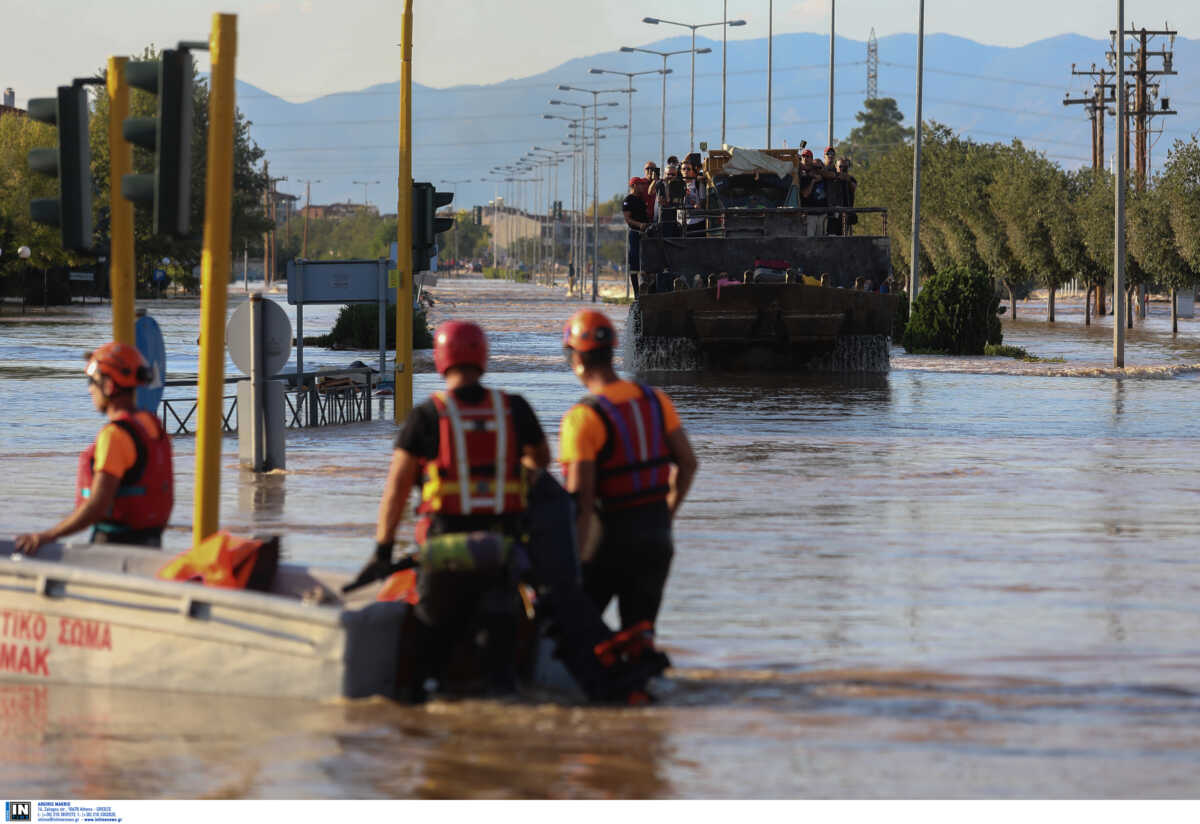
left=2, top=279, right=1200, bottom=798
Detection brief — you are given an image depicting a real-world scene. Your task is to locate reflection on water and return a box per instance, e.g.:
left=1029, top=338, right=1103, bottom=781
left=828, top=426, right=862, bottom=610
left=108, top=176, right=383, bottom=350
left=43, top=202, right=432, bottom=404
left=2, top=280, right=1200, bottom=797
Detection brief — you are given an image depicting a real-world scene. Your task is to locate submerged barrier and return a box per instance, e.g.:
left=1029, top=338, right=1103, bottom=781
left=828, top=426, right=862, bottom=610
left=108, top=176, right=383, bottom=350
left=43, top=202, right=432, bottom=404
left=159, top=367, right=375, bottom=436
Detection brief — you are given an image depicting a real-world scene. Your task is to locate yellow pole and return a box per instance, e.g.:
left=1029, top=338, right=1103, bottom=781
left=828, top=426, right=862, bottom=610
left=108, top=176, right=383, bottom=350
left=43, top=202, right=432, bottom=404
left=107, top=56, right=135, bottom=345
left=394, top=0, right=414, bottom=423
left=193, top=13, right=238, bottom=546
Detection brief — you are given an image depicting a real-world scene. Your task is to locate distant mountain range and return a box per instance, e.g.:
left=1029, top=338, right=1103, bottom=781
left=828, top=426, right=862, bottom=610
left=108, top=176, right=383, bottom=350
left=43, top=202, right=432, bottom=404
left=234, top=31, right=1199, bottom=215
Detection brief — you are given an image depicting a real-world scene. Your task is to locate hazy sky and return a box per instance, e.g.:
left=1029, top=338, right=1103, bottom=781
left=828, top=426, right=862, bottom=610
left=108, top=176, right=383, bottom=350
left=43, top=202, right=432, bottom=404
left=3, top=0, right=1198, bottom=104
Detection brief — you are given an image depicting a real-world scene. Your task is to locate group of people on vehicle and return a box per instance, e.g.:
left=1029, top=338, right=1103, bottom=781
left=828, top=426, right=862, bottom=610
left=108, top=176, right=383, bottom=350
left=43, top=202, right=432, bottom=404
left=621, top=145, right=859, bottom=295
left=16, top=310, right=697, bottom=705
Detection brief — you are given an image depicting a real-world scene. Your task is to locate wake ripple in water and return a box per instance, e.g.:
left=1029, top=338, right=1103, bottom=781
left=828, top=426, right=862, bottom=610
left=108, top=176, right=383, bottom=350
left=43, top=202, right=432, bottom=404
left=897, top=355, right=1200, bottom=380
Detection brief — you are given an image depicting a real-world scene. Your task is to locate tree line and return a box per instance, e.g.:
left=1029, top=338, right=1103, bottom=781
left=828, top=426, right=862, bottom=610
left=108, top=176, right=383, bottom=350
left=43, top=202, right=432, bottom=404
left=850, top=98, right=1200, bottom=331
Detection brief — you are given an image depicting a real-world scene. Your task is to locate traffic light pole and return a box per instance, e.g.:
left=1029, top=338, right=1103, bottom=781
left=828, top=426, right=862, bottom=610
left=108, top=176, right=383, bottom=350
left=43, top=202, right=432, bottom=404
left=107, top=56, right=135, bottom=346
left=395, top=0, right=414, bottom=423
left=194, top=12, right=238, bottom=546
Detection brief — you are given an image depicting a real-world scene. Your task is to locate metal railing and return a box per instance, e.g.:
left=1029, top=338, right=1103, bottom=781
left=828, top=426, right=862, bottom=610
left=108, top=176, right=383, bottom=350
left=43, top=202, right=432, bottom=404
left=160, top=367, right=376, bottom=436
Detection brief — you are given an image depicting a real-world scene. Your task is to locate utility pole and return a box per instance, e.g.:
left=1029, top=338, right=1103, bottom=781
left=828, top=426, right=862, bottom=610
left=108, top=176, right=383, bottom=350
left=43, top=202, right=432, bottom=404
left=1067, top=23, right=1177, bottom=325
left=909, top=0, right=925, bottom=307
left=1064, top=63, right=1116, bottom=318
left=261, top=160, right=269, bottom=288
left=263, top=171, right=286, bottom=289
left=828, top=0, right=835, bottom=150
left=1106, top=24, right=1177, bottom=193
left=299, top=178, right=319, bottom=259
left=866, top=28, right=878, bottom=101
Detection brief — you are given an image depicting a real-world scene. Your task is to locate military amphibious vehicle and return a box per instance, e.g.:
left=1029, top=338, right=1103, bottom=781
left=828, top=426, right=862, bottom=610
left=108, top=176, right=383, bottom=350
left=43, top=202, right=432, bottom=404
left=633, top=147, right=898, bottom=372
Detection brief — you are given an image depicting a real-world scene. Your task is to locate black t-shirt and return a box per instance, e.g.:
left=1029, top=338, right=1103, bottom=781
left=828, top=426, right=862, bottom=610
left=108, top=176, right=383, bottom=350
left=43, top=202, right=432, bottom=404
left=394, top=384, right=544, bottom=459
left=622, top=193, right=648, bottom=226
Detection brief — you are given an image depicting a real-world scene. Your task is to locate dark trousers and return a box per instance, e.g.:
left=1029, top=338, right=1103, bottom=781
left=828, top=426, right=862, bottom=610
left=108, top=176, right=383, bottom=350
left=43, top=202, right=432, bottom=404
left=627, top=229, right=642, bottom=295
left=582, top=504, right=674, bottom=630
left=397, top=569, right=518, bottom=700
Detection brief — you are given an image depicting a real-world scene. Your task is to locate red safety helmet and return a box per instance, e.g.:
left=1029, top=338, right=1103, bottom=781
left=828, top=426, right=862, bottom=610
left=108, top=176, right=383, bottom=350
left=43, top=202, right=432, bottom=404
left=433, top=320, right=488, bottom=374
left=562, top=310, right=616, bottom=352
left=85, top=342, right=151, bottom=389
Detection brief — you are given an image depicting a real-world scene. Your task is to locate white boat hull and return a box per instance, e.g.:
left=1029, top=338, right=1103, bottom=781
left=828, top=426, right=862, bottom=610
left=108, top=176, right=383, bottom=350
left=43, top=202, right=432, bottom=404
left=0, top=540, right=409, bottom=701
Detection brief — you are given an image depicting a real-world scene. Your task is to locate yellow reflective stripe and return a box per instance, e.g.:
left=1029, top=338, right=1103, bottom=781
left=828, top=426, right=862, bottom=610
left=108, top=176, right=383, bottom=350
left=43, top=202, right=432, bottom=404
left=490, top=388, right=506, bottom=514
left=440, top=391, right=473, bottom=514
left=427, top=480, right=524, bottom=494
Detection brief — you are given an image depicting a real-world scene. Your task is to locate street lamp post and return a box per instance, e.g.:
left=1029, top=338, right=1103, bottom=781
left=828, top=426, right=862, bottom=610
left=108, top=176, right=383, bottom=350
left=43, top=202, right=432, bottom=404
left=352, top=179, right=381, bottom=207
left=620, top=46, right=712, bottom=168
left=439, top=178, right=471, bottom=271
left=642, top=16, right=743, bottom=151
left=544, top=115, right=592, bottom=288
left=553, top=94, right=622, bottom=302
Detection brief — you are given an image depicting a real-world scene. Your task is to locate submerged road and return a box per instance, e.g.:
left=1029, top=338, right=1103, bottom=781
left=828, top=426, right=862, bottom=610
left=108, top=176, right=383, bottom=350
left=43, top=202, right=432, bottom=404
left=2, top=275, right=1200, bottom=797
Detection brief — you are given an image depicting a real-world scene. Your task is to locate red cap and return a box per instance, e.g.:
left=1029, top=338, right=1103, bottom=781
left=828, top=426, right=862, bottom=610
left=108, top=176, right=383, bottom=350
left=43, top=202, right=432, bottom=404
left=433, top=321, right=488, bottom=375
left=824, top=146, right=835, bottom=154
left=629, top=176, right=647, bottom=186
left=800, top=149, right=813, bottom=158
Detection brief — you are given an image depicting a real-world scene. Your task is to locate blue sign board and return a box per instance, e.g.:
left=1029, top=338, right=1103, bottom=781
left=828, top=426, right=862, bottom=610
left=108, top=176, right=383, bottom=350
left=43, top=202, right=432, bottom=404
left=152, top=268, right=168, bottom=286
left=135, top=314, right=167, bottom=413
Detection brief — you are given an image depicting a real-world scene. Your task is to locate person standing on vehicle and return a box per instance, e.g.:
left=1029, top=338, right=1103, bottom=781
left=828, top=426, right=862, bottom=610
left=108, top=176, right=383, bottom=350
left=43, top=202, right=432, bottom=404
left=622, top=177, right=651, bottom=297
left=558, top=310, right=698, bottom=632
left=15, top=343, right=173, bottom=554
left=369, top=320, right=551, bottom=699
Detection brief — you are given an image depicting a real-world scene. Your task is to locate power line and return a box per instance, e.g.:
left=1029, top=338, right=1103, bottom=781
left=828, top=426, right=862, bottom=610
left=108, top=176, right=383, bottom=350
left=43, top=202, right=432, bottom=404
left=235, top=61, right=870, bottom=101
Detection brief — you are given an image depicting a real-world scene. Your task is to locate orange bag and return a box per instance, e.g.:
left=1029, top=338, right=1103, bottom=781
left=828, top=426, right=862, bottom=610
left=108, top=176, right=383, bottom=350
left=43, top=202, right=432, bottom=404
left=157, top=532, right=279, bottom=590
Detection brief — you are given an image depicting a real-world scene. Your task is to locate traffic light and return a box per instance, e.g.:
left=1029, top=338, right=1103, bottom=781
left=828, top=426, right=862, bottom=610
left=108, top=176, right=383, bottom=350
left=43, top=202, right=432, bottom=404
left=553, top=200, right=563, bottom=220
left=411, top=182, right=453, bottom=272
left=473, top=205, right=483, bottom=226
left=122, top=48, right=194, bottom=236
left=27, top=84, right=93, bottom=252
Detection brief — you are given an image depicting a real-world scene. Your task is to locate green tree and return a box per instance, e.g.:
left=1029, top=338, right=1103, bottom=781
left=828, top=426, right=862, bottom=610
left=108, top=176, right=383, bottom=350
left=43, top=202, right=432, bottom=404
left=1159, top=136, right=1200, bottom=332
left=0, top=113, right=82, bottom=285
left=839, top=97, right=913, bottom=169
left=989, top=143, right=1070, bottom=321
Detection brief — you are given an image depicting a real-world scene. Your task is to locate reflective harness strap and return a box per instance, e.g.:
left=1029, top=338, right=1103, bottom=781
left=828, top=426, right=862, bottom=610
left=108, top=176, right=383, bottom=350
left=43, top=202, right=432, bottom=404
left=490, top=388, right=506, bottom=515
left=440, top=389, right=509, bottom=515
left=439, top=391, right=474, bottom=514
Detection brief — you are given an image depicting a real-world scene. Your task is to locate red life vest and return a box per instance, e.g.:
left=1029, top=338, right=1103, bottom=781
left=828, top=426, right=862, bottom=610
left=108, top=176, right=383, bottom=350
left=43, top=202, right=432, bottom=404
left=584, top=384, right=672, bottom=511
left=415, top=388, right=526, bottom=540
left=75, top=410, right=174, bottom=532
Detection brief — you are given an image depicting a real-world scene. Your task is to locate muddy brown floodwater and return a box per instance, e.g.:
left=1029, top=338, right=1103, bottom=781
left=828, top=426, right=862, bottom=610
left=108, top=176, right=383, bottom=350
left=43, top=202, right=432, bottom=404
left=2, top=276, right=1200, bottom=797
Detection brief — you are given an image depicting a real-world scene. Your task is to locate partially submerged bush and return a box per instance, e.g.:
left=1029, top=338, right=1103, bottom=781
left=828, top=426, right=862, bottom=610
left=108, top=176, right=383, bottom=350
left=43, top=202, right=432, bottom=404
left=902, top=267, right=1002, bottom=355
left=305, top=303, right=433, bottom=350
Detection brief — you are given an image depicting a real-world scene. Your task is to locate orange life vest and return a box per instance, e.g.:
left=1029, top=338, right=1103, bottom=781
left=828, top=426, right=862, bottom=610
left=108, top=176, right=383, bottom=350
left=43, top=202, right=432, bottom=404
left=415, top=388, right=526, bottom=540
left=76, top=410, right=174, bottom=532
left=584, top=383, right=672, bottom=511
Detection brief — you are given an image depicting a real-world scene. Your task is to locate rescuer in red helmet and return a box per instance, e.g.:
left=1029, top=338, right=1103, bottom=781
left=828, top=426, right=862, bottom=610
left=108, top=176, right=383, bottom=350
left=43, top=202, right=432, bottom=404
left=368, top=319, right=551, bottom=701
left=559, top=310, right=698, bottom=634
left=15, top=343, right=174, bottom=554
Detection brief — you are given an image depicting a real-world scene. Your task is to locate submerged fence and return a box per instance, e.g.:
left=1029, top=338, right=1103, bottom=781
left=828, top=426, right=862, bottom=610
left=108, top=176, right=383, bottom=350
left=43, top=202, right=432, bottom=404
left=160, top=367, right=375, bottom=436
